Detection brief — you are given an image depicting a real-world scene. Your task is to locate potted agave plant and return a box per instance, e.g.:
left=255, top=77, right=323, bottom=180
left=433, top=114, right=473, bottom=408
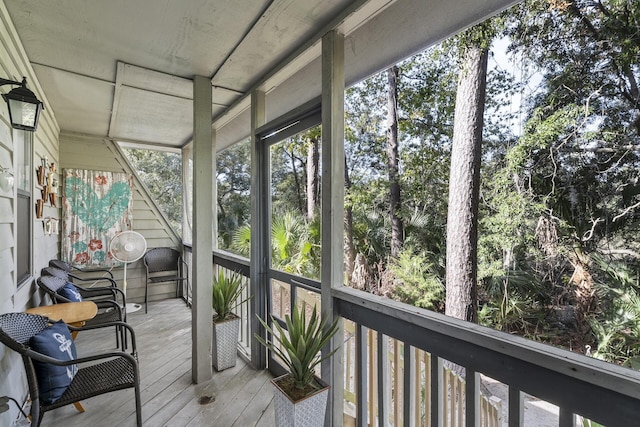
left=212, top=270, right=249, bottom=371
left=256, top=303, right=339, bottom=427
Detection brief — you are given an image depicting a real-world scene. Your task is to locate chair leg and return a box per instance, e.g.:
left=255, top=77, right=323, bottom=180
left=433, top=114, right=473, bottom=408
left=134, top=380, right=142, bottom=426
left=144, top=279, right=148, bottom=314
left=31, top=402, right=41, bottom=427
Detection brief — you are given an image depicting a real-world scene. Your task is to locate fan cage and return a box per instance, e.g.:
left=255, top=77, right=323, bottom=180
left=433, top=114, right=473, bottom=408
left=109, top=231, right=147, bottom=263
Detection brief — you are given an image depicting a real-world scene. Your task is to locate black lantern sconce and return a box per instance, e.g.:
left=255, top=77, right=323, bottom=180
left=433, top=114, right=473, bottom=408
left=1, top=77, right=44, bottom=132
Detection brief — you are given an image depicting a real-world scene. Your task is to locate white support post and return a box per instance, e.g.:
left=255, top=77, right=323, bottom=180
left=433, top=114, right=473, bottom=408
left=250, top=89, right=267, bottom=370
left=321, top=30, right=345, bottom=427
left=192, top=75, right=214, bottom=383
left=181, top=144, right=193, bottom=245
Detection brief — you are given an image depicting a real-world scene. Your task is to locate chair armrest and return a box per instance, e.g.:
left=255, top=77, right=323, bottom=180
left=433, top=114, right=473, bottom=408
left=94, top=299, right=123, bottom=313
left=180, top=259, right=189, bottom=277
left=25, top=347, right=138, bottom=368
left=76, top=286, right=127, bottom=307
left=51, top=293, right=73, bottom=304
left=68, top=321, right=138, bottom=358
left=72, top=266, right=114, bottom=279
left=69, top=273, right=117, bottom=287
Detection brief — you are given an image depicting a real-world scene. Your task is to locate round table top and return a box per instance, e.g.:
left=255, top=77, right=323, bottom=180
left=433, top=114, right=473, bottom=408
left=25, top=301, right=98, bottom=324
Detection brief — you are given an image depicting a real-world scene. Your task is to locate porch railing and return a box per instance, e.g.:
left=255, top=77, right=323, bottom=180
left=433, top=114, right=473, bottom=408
left=342, top=319, right=502, bottom=427
left=335, top=286, right=640, bottom=427
left=183, top=245, right=640, bottom=426
left=183, top=246, right=252, bottom=360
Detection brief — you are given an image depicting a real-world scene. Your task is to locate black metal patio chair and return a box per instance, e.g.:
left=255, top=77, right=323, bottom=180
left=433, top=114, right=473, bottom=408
left=143, top=247, right=189, bottom=313
left=49, top=258, right=115, bottom=280
left=41, top=266, right=126, bottom=309
left=48, top=259, right=118, bottom=292
left=0, top=312, right=141, bottom=427
left=36, top=274, right=127, bottom=350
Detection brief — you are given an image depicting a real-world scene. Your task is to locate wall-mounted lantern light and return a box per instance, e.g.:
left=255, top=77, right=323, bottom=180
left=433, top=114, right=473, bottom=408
left=1, top=77, right=44, bottom=131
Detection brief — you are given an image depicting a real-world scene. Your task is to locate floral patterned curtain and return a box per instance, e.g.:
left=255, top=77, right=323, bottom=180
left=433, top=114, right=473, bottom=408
left=62, top=169, right=134, bottom=268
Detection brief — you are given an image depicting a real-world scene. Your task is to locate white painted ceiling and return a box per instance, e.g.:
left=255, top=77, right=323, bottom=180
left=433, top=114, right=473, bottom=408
left=3, top=0, right=517, bottom=150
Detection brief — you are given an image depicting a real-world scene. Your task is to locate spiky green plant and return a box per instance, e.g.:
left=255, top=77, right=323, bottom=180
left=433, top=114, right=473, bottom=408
left=256, top=304, right=340, bottom=391
left=212, top=270, right=249, bottom=322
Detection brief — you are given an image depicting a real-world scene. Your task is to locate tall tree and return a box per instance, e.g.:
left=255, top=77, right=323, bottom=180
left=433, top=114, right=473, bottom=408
left=344, top=155, right=357, bottom=283
left=387, top=66, right=404, bottom=258
left=445, top=26, right=492, bottom=322
left=306, top=134, right=320, bottom=220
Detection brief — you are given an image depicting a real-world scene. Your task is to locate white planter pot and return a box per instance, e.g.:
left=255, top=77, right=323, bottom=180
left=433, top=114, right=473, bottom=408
left=272, top=374, right=330, bottom=427
left=212, top=315, right=239, bottom=371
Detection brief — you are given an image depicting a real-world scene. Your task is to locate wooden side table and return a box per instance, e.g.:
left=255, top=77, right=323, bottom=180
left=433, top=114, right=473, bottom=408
left=26, top=301, right=98, bottom=335
left=25, top=301, right=98, bottom=413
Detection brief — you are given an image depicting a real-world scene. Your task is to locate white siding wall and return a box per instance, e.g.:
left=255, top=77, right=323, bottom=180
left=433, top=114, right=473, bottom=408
left=0, top=2, right=61, bottom=424
left=59, top=134, right=182, bottom=304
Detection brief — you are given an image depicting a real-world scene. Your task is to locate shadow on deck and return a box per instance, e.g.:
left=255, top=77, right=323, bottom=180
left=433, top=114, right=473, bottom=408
left=42, top=299, right=275, bottom=427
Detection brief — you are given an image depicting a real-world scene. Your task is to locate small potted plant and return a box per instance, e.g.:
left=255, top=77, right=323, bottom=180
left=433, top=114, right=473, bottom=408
left=256, top=303, right=339, bottom=427
left=212, top=270, right=249, bottom=371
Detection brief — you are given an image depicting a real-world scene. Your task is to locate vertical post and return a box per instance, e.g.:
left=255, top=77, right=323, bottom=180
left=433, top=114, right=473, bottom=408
left=508, top=386, right=523, bottom=427
left=250, top=89, right=267, bottom=370
left=321, top=29, right=345, bottom=427
left=431, top=356, right=443, bottom=427
left=404, top=343, right=414, bottom=427
left=356, top=324, right=368, bottom=427
left=466, top=369, right=480, bottom=427
left=377, top=333, right=388, bottom=427
left=192, top=75, right=214, bottom=383
left=559, top=408, right=574, bottom=427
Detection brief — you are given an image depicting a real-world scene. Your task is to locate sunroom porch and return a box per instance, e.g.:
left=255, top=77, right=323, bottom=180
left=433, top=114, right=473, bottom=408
left=46, top=247, right=640, bottom=427
left=1, top=0, right=640, bottom=426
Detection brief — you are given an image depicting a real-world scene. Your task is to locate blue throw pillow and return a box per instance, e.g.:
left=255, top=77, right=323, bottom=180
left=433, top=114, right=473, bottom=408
left=58, top=282, right=82, bottom=302
left=29, top=320, right=78, bottom=404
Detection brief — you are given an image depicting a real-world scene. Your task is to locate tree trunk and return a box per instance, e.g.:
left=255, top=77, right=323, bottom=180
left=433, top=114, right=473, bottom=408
left=387, top=66, right=403, bottom=258
left=287, top=148, right=304, bottom=215
left=306, top=136, right=320, bottom=220
left=445, top=44, right=488, bottom=323
left=344, top=156, right=356, bottom=283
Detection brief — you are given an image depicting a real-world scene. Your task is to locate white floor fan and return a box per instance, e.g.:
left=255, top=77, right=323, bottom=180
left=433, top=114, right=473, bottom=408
left=109, top=231, right=147, bottom=313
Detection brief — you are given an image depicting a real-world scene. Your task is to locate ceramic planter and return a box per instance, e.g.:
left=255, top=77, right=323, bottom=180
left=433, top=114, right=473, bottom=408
left=212, top=314, right=239, bottom=371
left=272, top=374, right=330, bottom=427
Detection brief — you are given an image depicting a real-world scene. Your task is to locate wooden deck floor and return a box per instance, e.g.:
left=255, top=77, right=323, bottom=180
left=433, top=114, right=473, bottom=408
left=42, top=299, right=275, bottom=427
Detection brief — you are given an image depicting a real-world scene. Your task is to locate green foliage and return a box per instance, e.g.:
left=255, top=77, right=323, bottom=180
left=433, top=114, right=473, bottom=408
left=212, top=270, right=249, bottom=322
left=389, top=246, right=444, bottom=311
left=587, top=256, right=640, bottom=364
left=271, top=211, right=320, bottom=279
left=478, top=269, right=547, bottom=335
left=217, top=140, right=251, bottom=250
left=230, top=210, right=320, bottom=279
left=215, top=0, right=640, bottom=367
left=255, top=304, right=340, bottom=390
left=123, top=148, right=182, bottom=235
left=231, top=224, right=251, bottom=257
